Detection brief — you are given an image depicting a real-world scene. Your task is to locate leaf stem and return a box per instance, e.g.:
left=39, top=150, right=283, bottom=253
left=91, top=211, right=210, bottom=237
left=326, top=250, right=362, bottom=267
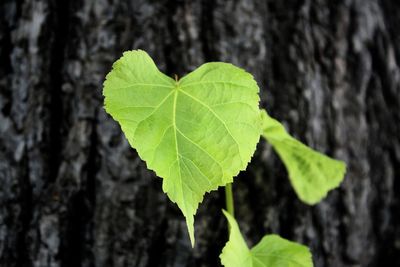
left=225, top=183, right=235, bottom=217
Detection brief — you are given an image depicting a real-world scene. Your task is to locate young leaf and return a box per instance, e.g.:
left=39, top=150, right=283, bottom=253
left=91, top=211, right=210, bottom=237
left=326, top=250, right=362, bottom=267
left=220, top=211, right=252, bottom=267
left=260, top=110, right=346, bottom=204
left=220, top=210, right=313, bottom=267
left=103, top=50, right=261, bottom=246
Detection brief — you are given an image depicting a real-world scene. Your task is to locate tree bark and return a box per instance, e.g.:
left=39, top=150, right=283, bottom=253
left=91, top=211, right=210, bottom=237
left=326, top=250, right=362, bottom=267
left=1, top=0, right=399, bottom=266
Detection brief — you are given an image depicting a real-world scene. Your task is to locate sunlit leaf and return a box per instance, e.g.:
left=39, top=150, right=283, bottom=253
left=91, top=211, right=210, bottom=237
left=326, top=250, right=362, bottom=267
left=103, top=50, right=261, bottom=245
left=221, top=211, right=313, bottom=267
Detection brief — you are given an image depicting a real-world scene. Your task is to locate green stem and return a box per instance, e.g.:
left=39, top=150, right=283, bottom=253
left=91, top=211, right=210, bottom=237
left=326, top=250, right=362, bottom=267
left=225, top=183, right=235, bottom=217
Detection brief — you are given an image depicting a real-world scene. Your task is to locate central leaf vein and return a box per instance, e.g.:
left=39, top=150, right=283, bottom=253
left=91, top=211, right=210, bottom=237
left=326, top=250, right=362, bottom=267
left=172, top=88, right=186, bottom=213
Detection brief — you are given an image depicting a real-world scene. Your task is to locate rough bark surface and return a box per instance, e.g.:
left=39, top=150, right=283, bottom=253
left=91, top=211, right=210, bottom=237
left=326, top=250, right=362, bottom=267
left=1, top=0, right=399, bottom=267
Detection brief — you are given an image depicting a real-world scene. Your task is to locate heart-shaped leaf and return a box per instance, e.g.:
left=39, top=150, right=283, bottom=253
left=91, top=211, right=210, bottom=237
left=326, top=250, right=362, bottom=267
left=103, top=50, right=261, bottom=245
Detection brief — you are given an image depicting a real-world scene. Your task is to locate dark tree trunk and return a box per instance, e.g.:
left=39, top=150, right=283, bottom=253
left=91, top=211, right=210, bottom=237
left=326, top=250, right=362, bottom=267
left=1, top=0, right=399, bottom=266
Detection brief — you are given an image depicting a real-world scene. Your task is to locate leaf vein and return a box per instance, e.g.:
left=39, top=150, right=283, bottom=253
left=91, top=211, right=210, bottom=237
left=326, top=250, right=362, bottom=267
left=133, top=90, right=175, bottom=137
left=179, top=155, right=210, bottom=192
left=176, top=127, right=224, bottom=176
left=149, top=124, right=174, bottom=166
left=113, top=83, right=173, bottom=90
left=172, top=89, right=186, bottom=214
left=180, top=81, right=250, bottom=89
left=178, top=90, right=243, bottom=166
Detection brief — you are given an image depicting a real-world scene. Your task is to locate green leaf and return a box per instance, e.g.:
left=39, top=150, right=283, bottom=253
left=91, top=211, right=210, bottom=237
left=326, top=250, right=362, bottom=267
left=220, top=210, right=313, bottom=267
left=251, top=236, right=312, bottom=267
left=260, top=110, right=346, bottom=204
left=103, top=50, right=261, bottom=246
left=220, top=211, right=252, bottom=267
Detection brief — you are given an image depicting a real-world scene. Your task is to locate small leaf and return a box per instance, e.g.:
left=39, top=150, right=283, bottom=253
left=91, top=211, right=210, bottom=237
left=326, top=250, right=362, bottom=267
left=251, top=236, right=313, bottom=267
left=220, top=211, right=252, bottom=267
left=260, top=110, right=346, bottom=204
left=220, top=211, right=313, bottom=267
left=103, top=50, right=261, bottom=246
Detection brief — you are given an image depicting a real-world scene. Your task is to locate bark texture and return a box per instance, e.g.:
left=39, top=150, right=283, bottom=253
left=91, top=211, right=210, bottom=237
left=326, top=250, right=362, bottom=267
left=1, top=0, right=399, bottom=266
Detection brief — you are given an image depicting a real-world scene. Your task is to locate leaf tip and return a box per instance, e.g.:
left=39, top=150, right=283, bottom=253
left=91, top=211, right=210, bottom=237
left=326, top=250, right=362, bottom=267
left=184, top=213, right=195, bottom=247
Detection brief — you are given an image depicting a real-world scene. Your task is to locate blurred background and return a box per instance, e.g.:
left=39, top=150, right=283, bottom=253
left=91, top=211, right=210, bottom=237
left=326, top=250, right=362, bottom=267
left=1, top=0, right=399, bottom=266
